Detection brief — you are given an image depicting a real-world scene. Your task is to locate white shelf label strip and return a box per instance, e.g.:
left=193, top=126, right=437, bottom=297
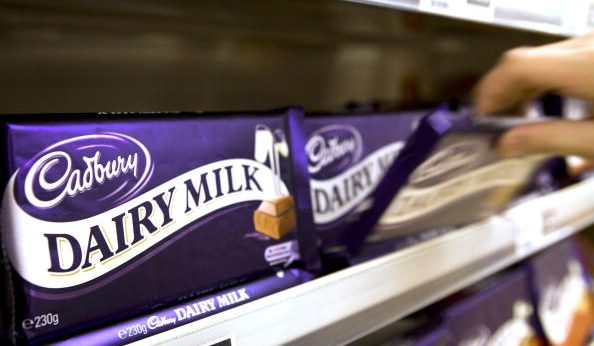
left=344, top=0, right=573, bottom=36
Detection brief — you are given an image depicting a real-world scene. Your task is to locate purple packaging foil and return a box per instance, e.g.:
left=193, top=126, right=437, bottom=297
left=0, top=109, right=317, bottom=344
left=303, top=111, right=425, bottom=253
left=51, top=269, right=311, bottom=346
left=345, top=109, right=550, bottom=253
left=445, top=269, right=542, bottom=345
left=406, top=325, right=451, bottom=346
left=526, top=238, right=594, bottom=346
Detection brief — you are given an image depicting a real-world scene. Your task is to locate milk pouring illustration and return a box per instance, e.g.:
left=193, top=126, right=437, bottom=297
left=253, top=125, right=297, bottom=239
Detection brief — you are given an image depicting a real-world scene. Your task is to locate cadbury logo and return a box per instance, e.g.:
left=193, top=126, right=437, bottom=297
left=306, top=124, right=362, bottom=177
left=22, top=133, right=152, bottom=209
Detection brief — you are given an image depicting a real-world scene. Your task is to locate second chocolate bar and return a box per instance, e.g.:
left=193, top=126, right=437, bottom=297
left=345, top=108, right=551, bottom=253
left=304, top=111, right=425, bottom=254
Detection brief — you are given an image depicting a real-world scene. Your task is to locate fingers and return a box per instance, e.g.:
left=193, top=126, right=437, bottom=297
left=474, top=37, right=594, bottom=115
left=474, top=35, right=594, bottom=162
left=474, top=47, right=545, bottom=115
left=539, top=33, right=594, bottom=49
left=567, top=156, right=594, bottom=175
left=497, top=120, right=594, bottom=160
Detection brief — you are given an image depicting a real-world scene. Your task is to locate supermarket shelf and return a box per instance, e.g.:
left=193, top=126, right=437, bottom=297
left=133, top=178, right=594, bottom=346
left=345, top=0, right=593, bottom=37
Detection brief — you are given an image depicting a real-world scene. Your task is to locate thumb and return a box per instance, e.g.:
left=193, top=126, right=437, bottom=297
left=497, top=120, right=594, bottom=160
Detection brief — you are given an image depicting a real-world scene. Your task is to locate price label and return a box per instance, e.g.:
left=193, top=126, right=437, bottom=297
left=505, top=203, right=545, bottom=255
left=467, top=0, right=489, bottom=5
left=419, top=0, right=458, bottom=14
left=419, top=0, right=494, bottom=20
left=542, top=208, right=560, bottom=235
left=462, top=0, right=495, bottom=20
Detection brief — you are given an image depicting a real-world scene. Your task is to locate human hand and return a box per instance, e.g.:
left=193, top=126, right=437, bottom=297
left=474, top=33, right=594, bottom=160
left=475, top=33, right=594, bottom=115
left=496, top=120, right=594, bottom=159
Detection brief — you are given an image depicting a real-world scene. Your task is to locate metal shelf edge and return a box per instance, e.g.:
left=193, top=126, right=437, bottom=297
left=133, top=179, right=594, bottom=346
left=344, top=0, right=577, bottom=37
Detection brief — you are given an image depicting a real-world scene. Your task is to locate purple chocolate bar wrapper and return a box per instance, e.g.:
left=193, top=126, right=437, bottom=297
left=345, top=109, right=549, bottom=253
left=445, top=269, right=541, bottom=345
left=409, top=325, right=451, bottom=346
left=526, top=238, right=593, bottom=345
left=304, top=112, right=425, bottom=253
left=50, top=269, right=311, bottom=346
left=0, top=109, right=318, bottom=344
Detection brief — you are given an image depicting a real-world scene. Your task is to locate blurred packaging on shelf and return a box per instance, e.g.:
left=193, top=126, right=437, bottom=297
left=526, top=237, right=594, bottom=346
left=0, top=109, right=318, bottom=345
left=444, top=268, right=544, bottom=346
left=52, top=269, right=312, bottom=346
left=344, top=108, right=554, bottom=254
left=575, top=226, right=594, bottom=277
left=352, top=235, right=594, bottom=346
left=575, top=229, right=594, bottom=345
left=352, top=266, right=545, bottom=345
left=303, top=110, right=426, bottom=269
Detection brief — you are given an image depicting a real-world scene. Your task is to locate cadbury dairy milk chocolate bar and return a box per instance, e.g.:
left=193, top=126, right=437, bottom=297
left=0, top=109, right=317, bottom=345
left=303, top=111, right=425, bottom=253
left=526, top=238, right=594, bottom=346
left=344, top=109, right=550, bottom=253
left=445, top=268, right=542, bottom=346
left=51, top=269, right=312, bottom=346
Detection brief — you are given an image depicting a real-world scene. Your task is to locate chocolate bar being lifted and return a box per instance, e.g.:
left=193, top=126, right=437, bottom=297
left=344, top=108, right=551, bottom=253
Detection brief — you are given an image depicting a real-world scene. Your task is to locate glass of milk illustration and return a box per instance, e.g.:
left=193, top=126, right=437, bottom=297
left=253, top=125, right=296, bottom=239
